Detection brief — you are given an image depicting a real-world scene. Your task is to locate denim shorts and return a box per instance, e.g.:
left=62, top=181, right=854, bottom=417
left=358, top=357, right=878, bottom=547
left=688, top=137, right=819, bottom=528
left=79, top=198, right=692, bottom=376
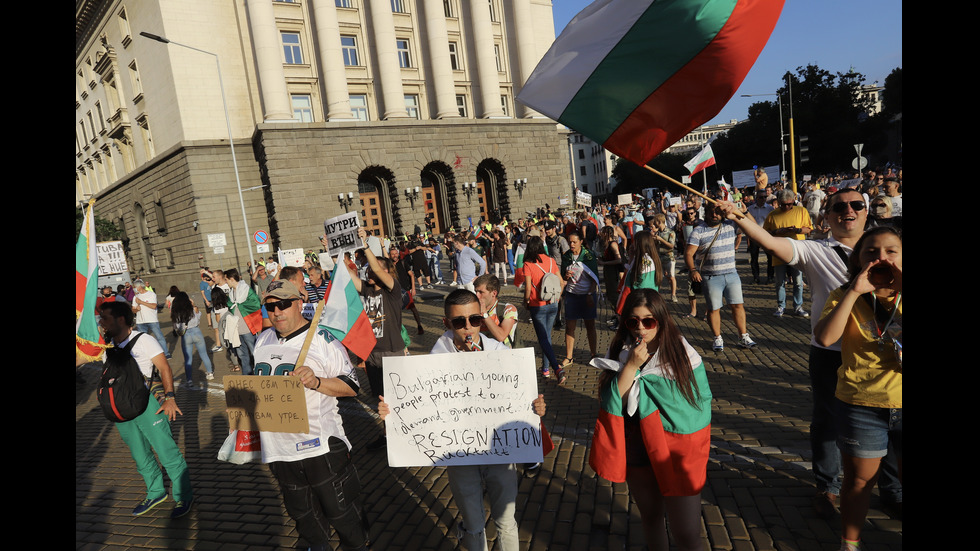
left=835, top=399, right=902, bottom=459
left=702, top=272, right=743, bottom=311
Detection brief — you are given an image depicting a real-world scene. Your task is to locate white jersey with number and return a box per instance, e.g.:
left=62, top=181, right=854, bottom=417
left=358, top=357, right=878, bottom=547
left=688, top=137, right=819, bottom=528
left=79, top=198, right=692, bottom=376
left=253, top=325, right=359, bottom=463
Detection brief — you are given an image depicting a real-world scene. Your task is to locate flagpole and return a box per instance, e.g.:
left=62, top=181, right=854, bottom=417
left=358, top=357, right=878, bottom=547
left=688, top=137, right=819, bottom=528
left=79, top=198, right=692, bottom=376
left=642, top=165, right=744, bottom=219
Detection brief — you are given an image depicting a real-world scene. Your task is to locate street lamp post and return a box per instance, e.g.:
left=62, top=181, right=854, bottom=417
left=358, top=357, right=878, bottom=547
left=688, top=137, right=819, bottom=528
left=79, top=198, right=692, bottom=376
left=741, top=92, right=786, bottom=181
left=139, top=31, right=255, bottom=270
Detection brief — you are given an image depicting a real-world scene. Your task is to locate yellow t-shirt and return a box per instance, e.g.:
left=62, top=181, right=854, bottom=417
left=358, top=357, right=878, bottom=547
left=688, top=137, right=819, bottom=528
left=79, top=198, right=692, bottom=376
left=763, top=206, right=813, bottom=266
left=822, top=287, right=902, bottom=408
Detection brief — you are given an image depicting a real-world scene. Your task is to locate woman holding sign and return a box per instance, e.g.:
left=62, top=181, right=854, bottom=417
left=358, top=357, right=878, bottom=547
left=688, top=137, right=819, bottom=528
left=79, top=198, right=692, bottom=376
left=589, top=288, right=711, bottom=551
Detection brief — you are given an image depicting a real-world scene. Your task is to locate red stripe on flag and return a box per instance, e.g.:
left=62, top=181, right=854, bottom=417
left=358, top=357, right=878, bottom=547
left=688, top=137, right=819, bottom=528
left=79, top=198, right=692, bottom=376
left=341, top=311, right=377, bottom=361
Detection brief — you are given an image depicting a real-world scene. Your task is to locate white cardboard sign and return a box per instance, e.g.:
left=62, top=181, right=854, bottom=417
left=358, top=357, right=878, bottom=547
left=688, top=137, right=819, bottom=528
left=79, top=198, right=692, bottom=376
left=323, top=212, right=364, bottom=257
left=382, top=348, right=543, bottom=467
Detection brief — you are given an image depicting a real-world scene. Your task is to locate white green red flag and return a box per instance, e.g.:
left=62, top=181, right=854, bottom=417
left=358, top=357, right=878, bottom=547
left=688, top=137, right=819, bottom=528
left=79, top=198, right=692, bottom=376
left=517, top=0, right=783, bottom=166
left=684, top=144, right=717, bottom=175
left=76, top=200, right=108, bottom=362
left=319, top=260, right=376, bottom=361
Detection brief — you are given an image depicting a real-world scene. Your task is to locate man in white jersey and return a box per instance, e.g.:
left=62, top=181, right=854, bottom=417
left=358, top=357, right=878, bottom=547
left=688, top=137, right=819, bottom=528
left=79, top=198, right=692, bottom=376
left=253, top=280, right=369, bottom=551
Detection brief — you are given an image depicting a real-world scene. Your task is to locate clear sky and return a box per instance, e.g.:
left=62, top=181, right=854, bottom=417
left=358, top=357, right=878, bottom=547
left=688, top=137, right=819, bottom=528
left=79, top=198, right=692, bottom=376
left=548, top=0, right=903, bottom=125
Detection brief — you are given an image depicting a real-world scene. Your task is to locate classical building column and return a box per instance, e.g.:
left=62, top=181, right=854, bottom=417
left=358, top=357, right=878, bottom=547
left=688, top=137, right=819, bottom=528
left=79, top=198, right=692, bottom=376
left=510, top=0, right=540, bottom=118
left=422, top=0, right=460, bottom=119
left=245, top=0, right=294, bottom=121
left=311, top=0, right=354, bottom=120
left=368, top=0, right=409, bottom=119
left=468, top=0, right=504, bottom=117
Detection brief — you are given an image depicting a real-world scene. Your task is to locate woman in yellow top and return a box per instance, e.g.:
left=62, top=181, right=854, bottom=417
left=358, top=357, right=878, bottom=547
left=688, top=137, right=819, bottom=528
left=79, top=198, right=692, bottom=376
left=814, top=226, right=902, bottom=551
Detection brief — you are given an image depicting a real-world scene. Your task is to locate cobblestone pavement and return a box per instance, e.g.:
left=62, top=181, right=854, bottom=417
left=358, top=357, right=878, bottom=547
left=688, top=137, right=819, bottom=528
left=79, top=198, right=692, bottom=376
left=76, top=251, right=902, bottom=550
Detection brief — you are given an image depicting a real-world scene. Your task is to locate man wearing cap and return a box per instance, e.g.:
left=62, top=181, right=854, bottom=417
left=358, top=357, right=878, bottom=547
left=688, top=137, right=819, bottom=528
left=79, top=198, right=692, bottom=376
left=132, top=279, right=171, bottom=359
left=253, top=280, right=369, bottom=551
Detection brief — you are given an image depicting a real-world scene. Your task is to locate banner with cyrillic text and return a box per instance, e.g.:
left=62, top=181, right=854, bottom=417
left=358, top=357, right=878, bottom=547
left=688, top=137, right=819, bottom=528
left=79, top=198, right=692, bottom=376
left=323, top=212, right=364, bottom=257
left=382, top=348, right=543, bottom=467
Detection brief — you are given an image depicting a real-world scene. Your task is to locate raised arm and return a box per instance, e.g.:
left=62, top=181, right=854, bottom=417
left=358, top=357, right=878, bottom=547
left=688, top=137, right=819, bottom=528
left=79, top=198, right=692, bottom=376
left=717, top=200, right=794, bottom=264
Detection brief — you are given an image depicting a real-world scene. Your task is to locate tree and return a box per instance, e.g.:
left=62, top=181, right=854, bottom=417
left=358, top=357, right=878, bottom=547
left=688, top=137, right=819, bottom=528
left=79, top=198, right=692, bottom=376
left=76, top=206, right=124, bottom=243
left=880, top=67, right=902, bottom=119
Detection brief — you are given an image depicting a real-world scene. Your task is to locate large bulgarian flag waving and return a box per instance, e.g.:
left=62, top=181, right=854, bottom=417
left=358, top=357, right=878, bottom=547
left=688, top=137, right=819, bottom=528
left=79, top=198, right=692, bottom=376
left=76, top=199, right=108, bottom=362
left=319, top=260, right=376, bottom=361
left=517, top=0, right=784, bottom=166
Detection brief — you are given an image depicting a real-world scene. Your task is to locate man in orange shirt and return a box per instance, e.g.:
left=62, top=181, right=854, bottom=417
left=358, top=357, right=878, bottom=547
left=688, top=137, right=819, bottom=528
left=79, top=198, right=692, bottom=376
left=763, top=189, right=812, bottom=318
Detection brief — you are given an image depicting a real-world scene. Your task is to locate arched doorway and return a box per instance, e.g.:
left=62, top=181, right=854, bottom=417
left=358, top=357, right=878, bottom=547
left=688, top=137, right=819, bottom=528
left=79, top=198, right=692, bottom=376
left=476, top=159, right=508, bottom=223
left=420, top=161, right=458, bottom=233
left=357, top=166, right=400, bottom=238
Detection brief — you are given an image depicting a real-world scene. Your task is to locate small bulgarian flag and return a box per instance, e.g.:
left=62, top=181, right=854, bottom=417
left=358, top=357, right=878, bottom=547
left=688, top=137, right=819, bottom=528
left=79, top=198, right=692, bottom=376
left=517, top=0, right=783, bottom=166
left=319, top=259, right=377, bottom=361
left=684, top=144, right=717, bottom=175
left=76, top=199, right=108, bottom=362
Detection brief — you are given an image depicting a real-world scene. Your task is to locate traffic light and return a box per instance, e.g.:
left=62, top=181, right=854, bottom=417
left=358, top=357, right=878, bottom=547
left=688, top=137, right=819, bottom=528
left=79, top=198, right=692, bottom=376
left=798, top=135, right=809, bottom=164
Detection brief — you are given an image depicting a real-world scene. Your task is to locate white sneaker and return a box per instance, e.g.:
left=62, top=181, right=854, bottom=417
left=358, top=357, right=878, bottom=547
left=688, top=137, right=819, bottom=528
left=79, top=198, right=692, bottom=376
left=738, top=333, right=758, bottom=348
left=712, top=336, right=724, bottom=351
left=206, top=372, right=214, bottom=381
left=773, top=307, right=784, bottom=318
left=794, top=307, right=810, bottom=319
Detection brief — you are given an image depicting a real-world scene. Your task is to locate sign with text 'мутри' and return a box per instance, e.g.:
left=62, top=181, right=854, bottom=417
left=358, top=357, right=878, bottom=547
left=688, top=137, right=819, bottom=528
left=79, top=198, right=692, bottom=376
left=382, top=348, right=543, bottom=467
left=323, top=212, right=364, bottom=257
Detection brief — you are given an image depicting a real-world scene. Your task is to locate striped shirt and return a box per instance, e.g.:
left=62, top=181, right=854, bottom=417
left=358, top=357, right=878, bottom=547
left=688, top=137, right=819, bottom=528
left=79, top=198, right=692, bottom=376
left=687, top=221, right=739, bottom=276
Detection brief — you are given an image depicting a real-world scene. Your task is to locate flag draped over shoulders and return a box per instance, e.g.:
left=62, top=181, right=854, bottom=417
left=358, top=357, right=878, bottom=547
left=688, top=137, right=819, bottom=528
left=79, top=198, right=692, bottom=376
left=517, top=0, right=784, bottom=166
left=589, top=340, right=712, bottom=495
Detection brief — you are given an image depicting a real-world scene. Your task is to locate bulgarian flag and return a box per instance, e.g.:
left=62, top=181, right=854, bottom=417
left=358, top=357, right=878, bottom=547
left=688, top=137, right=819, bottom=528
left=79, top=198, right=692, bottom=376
left=76, top=200, right=108, bottom=362
left=589, top=347, right=712, bottom=494
left=319, top=260, right=376, bottom=361
left=517, top=0, right=783, bottom=166
left=684, top=144, right=717, bottom=175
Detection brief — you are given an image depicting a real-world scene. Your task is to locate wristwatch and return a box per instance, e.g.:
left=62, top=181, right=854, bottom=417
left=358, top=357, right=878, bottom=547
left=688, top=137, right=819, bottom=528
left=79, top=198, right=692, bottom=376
left=165, top=391, right=176, bottom=400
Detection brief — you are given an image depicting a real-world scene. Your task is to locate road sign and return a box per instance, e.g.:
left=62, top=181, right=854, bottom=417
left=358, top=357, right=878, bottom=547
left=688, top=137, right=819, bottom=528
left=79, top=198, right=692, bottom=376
left=253, top=230, right=269, bottom=244
left=851, top=156, right=868, bottom=170
left=208, top=233, right=227, bottom=247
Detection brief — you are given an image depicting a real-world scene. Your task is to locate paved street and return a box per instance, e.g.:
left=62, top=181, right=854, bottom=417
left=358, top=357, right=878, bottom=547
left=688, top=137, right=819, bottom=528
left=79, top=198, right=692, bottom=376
left=76, top=250, right=902, bottom=550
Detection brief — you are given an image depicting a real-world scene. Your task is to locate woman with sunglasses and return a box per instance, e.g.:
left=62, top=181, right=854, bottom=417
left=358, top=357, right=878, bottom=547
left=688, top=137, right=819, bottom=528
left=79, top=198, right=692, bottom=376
left=814, top=227, right=902, bottom=551
left=589, top=288, right=711, bottom=551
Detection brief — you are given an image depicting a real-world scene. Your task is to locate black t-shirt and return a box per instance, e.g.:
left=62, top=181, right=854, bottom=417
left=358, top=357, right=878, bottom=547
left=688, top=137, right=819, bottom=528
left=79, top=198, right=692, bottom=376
left=360, top=279, right=404, bottom=353
left=394, top=259, right=412, bottom=289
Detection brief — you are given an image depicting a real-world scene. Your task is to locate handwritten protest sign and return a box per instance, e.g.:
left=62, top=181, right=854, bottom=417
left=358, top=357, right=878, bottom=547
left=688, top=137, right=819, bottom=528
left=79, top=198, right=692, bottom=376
left=97, top=241, right=128, bottom=276
left=224, top=375, right=309, bottom=433
left=576, top=190, right=592, bottom=208
left=383, top=348, right=542, bottom=467
left=278, top=248, right=305, bottom=267
left=323, top=212, right=364, bottom=257
left=617, top=193, right=633, bottom=206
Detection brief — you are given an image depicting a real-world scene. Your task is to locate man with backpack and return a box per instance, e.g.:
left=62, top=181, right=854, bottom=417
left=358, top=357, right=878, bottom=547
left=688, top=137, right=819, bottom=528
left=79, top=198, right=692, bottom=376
left=98, top=301, right=193, bottom=519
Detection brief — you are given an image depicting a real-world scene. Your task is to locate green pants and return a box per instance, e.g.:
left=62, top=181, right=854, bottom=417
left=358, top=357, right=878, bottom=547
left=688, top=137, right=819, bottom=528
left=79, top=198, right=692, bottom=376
left=115, top=396, right=192, bottom=502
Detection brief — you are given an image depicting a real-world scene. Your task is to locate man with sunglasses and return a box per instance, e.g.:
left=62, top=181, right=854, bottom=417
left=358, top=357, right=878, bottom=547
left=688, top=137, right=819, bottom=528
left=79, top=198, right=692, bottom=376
left=763, top=190, right=813, bottom=318
left=253, top=280, right=369, bottom=551
left=718, top=189, right=902, bottom=520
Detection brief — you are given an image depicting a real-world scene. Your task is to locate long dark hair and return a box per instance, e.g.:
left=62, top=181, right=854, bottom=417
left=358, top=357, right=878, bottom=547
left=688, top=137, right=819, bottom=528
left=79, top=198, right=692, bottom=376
left=211, top=287, right=229, bottom=310
left=170, top=292, right=194, bottom=325
left=523, top=235, right=548, bottom=264
left=625, top=231, right=663, bottom=289
left=600, top=288, right=701, bottom=407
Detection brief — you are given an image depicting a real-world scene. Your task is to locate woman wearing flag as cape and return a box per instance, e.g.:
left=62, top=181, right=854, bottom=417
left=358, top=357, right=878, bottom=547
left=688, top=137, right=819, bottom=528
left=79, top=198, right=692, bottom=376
left=560, top=231, right=601, bottom=365
left=589, top=288, right=711, bottom=551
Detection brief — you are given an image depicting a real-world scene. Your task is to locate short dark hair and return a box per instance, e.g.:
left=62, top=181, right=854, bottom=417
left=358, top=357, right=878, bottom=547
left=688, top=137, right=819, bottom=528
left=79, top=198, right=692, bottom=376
left=473, top=274, right=499, bottom=295
left=224, top=268, right=241, bottom=282
left=444, top=289, right=480, bottom=316
left=100, top=301, right=134, bottom=327
left=279, top=266, right=303, bottom=282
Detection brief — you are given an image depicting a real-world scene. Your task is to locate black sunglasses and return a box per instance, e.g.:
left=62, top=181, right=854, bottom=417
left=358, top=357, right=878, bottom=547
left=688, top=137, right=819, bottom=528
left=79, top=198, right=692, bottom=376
left=625, top=316, right=658, bottom=330
left=830, top=201, right=866, bottom=214
left=448, top=315, right=485, bottom=329
left=265, top=298, right=298, bottom=312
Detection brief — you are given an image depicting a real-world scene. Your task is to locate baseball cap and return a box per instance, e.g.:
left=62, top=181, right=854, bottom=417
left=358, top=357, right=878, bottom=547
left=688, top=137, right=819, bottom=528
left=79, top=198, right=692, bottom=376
left=265, top=280, right=302, bottom=301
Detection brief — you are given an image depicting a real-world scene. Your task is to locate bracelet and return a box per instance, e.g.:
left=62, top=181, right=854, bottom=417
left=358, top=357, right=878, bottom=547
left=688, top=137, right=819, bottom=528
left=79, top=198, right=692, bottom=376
left=314, top=377, right=322, bottom=390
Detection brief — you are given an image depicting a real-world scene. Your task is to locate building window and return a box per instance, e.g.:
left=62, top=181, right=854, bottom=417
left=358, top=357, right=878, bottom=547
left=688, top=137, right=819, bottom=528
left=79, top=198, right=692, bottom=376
left=281, top=32, right=303, bottom=64
left=117, top=8, right=132, bottom=44
left=494, top=44, right=502, bottom=72
left=578, top=149, right=585, bottom=160
left=336, top=0, right=354, bottom=7
left=350, top=94, right=368, bottom=121
left=128, top=60, right=143, bottom=98
left=341, top=35, right=359, bottom=66
left=137, top=115, right=155, bottom=158
left=390, top=0, right=408, bottom=13
left=580, top=165, right=587, bottom=176
left=488, top=0, right=498, bottom=22
left=87, top=111, right=97, bottom=141
left=405, top=94, right=420, bottom=119
left=79, top=120, right=89, bottom=144
left=500, top=94, right=509, bottom=116
left=455, top=95, right=467, bottom=117
left=95, top=101, right=106, bottom=133
left=448, top=42, right=461, bottom=70
left=292, top=94, right=314, bottom=122
left=396, top=39, right=411, bottom=68
left=443, top=0, right=455, bottom=17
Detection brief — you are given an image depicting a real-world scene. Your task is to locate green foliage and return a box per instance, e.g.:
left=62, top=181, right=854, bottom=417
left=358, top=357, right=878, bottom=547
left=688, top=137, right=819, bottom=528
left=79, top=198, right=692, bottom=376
left=76, top=207, right=124, bottom=243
